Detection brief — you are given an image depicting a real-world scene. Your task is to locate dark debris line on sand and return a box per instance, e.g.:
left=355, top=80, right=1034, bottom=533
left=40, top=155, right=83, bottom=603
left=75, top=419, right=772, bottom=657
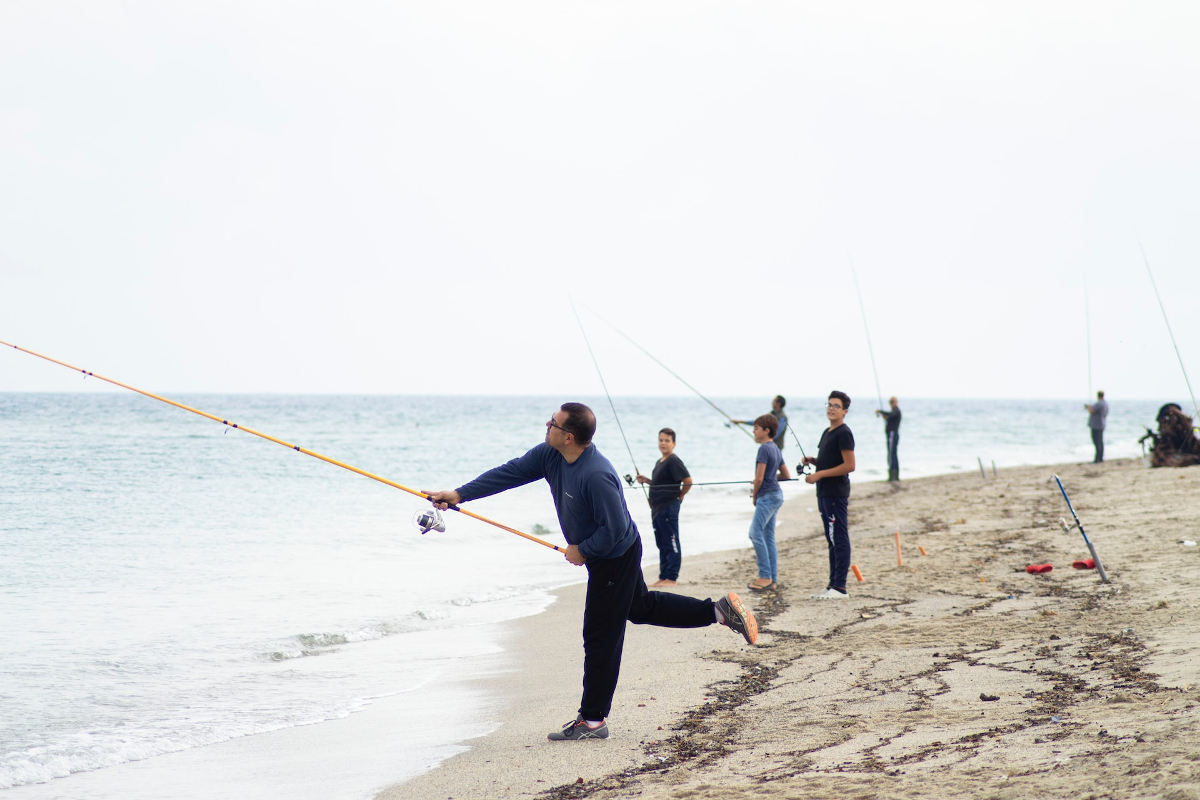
left=539, top=462, right=1198, bottom=800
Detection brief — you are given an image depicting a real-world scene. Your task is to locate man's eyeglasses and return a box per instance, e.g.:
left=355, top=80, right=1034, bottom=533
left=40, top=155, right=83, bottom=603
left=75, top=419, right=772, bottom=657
left=826, top=403, right=844, bottom=410
left=546, top=418, right=568, bottom=433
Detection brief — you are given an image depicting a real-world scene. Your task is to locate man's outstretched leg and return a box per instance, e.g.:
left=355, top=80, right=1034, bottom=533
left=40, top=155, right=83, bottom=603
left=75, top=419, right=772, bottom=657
left=552, top=540, right=757, bottom=741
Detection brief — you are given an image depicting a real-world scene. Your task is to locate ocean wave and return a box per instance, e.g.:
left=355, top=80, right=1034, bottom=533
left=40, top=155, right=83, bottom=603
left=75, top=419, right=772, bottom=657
left=255, top=584, right=565, bottom=662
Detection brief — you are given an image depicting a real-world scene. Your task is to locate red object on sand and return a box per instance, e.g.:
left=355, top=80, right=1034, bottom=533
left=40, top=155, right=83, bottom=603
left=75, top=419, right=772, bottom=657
left=1072, top=558, right=1096, bottom=570
left=1025, top=564, right=1054, bottom=574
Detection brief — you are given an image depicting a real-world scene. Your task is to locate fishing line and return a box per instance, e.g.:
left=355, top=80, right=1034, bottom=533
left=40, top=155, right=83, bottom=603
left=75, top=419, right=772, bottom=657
left=625, top=477, right=801, bottom=488
left=1139, top=242, right=1200, bottom=421
left=1, top=339, right=564, bottom=553
left=1084, top=275, right=1093, bottom=400
left=847, top=251, right=885, bottom=413
left=568, top=298, right=648, bottom=500
left=583, top=306, right=755, bottom=440
left=585, top=306, right=814, bottom=473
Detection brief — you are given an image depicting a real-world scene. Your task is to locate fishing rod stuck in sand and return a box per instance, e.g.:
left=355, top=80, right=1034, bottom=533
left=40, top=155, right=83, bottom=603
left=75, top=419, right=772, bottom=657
left=1, top=339, right=564, bottom=554
left=1053, top=474, right=1109, bottom=583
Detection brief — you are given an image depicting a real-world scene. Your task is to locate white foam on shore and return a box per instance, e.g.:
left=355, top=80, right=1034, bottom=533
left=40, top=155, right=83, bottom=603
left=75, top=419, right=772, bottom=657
left=1, top=594, right=550, bottom=800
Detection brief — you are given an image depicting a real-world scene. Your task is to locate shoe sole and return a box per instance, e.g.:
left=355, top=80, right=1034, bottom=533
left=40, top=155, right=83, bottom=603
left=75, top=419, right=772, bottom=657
left=549, top=729, right=609, bottom=743
left=725, top=592, right=758, bottom=645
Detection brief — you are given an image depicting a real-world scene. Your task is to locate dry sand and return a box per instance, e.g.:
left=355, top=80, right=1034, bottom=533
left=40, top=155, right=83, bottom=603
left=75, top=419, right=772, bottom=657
left=382, top=458, right=1200, bottom=800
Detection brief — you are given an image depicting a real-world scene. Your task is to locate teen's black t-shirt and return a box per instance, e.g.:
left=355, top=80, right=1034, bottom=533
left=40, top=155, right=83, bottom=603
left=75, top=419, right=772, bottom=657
left=815, top=424, right=855, bottom=498
left=649, top=453, right=691, bottom=516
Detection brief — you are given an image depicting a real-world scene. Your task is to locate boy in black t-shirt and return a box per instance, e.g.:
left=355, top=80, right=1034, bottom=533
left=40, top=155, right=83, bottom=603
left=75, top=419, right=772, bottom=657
left=636, top=427, right=692, bottom=586
left=801, top=391, right=856, bottom=599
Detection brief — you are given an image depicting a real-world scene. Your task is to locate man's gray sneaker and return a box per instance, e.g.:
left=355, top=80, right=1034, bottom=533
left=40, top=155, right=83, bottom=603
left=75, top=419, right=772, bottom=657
left=548, top=717, right=609, bottom=741
left=716, top=592, right=758, bottom=645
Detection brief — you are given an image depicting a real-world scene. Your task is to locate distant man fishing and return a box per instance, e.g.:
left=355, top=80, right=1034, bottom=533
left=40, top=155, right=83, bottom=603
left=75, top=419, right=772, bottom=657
left=875, top=396, right=901, bottom=481
left=1085, top=391, right=1108, bottom=463
left=733, top=395, right=788, bottom=451
left=635, top=427, right=692, bottom=588
left=425, top=402, right=758, bottom=741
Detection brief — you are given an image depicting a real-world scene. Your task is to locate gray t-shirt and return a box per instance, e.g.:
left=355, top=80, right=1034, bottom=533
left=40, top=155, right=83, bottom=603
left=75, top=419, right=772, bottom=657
left=756, top=442, right=784, bottom=495
left=1089, top=399, right=1108, bottom=430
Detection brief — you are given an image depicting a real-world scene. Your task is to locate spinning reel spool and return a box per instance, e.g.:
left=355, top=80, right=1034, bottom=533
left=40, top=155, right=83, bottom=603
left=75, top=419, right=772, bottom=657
left=413, top=508, right=446, bottom=535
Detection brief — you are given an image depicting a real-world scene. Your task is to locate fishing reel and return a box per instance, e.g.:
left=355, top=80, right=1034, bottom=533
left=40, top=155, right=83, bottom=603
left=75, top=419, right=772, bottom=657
left=796, top=462, right=815, bottom=476
left=623, top=473, right=636, bottom=487
left=413, top=508, right=447, bottom=535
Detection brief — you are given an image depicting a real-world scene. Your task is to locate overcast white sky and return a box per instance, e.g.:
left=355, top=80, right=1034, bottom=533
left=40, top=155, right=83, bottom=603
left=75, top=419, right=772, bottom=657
left=2, top=2, right=1198, bottom=402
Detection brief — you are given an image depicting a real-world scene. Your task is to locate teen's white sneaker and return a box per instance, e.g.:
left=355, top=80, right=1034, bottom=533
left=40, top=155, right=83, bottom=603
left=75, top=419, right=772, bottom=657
left=810, top=588, right=848, bottom=600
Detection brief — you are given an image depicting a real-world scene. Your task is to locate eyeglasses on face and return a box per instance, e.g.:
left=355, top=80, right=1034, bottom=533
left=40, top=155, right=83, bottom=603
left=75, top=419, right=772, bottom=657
left=826, top=402, right=844, bottom=410
left=546, top=418, right=568, bottom=433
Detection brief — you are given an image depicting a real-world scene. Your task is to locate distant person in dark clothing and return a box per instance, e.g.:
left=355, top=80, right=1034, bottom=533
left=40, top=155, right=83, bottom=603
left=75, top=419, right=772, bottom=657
left=636, top=427, right=693, bottom=587
left=1086, top=390, right=1108, bottom=463
left=733, top=395, right=788, bottom=450
left=875, top=396, right=901, bottom=481
left=746, top=414, right=793, bottom=592
left=802, top=391, right=856, bottom=599
left=425, top=403, right=758, bottom=742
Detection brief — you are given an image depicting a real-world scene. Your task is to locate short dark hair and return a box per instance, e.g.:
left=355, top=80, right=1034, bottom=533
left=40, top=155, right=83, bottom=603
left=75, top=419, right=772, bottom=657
left=1097, top=390, right=1105, bottom=398
left=559, top=402, right=596, bottom=445
left=658, top=427, right=676, bottom=442
left=774, top=395, right=786, bottom=408
left=828, top=390, right=851, bottom=411
left=754, top=413, right=778, bottom=438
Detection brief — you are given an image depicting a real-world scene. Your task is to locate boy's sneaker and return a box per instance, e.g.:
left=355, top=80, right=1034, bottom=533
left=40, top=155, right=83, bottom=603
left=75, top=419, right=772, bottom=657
left=810, top=587, right=848, bottom=600
left=548, top=716, right=609, bottom=741
left=716, top=592, right=758, bottom=645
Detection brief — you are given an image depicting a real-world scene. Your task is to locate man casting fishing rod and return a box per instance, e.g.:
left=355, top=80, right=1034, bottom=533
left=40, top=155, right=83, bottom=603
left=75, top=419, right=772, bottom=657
left=732, top=395, right=789, bottom=451
left=425, top=402, right=758, bottom=741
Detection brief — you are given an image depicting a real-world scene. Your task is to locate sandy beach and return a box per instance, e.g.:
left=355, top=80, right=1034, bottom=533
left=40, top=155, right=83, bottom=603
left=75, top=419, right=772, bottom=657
left=383, top=457, right=1200, bottom=800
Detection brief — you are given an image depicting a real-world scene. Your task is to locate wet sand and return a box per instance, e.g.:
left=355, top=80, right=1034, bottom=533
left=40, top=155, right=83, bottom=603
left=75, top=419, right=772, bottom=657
left=382, top=458, right=1200, bottom=800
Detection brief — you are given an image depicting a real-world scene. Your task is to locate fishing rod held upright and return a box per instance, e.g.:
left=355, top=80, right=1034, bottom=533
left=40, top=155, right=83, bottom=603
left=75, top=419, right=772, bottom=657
left=1, top=339, right=565, bottom=554
left=1139, top=242, right=1200, bottom=422
left=847, top=251, right=885, bottom=414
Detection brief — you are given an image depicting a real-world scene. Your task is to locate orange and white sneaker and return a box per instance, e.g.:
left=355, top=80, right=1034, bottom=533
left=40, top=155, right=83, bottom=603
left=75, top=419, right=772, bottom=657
left=716, top=592, right=758, bottom=645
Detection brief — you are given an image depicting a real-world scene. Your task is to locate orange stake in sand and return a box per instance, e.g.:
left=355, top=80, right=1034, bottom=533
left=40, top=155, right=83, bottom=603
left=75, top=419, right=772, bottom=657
left=851, top=564, right=865, bottom=582
left=918, top=546, right=928, bottom=556
left=894, top=528, right=903, bottom=567
left=1, top=339, right=566, bottom=554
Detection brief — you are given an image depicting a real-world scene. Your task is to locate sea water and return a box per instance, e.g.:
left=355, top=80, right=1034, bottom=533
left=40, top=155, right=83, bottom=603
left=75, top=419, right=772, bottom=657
left=0, top=393, right=1163, bottom=797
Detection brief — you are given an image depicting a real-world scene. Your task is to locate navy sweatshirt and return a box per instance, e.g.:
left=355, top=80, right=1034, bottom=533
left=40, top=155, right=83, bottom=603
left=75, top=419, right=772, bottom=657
left=454, top=443, right=639, bottom=561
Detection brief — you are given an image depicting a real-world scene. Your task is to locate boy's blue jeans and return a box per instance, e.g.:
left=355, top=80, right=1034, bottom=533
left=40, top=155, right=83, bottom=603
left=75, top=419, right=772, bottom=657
left=748, top=490, right=784, bottom=582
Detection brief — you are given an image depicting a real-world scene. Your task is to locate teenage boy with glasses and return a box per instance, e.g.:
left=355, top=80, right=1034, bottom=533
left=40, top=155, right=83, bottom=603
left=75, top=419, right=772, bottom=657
left=425, top=402, right=758, bottom=741
left=801, top=391, right=856, bottom=599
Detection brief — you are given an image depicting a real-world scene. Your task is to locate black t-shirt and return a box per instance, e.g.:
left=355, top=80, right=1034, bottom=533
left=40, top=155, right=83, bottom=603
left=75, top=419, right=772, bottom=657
left=880, top=407, right=901, bottom=434
left=648, top=453, right=690, bottom=516
left=815, top=424, right=855, bottom=498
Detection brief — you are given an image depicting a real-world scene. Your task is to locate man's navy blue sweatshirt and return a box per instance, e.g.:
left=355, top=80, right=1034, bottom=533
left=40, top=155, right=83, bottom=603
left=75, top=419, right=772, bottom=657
left=454, top=443, right=639, bottom=561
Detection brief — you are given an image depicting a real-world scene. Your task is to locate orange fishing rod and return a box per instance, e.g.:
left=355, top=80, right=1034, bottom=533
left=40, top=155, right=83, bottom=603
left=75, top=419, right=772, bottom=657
left=1, top=339, right=564, bottom=553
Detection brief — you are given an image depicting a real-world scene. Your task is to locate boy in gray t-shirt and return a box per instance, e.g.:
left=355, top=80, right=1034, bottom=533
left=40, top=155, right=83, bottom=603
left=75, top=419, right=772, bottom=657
left=747, top=414, right=793, bottom=592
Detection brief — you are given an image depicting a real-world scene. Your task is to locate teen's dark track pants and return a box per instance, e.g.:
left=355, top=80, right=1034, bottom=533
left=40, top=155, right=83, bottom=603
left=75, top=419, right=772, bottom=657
left=580, top=538, right=715, bottom=720
left=818, top=496, right=851, bottom=592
